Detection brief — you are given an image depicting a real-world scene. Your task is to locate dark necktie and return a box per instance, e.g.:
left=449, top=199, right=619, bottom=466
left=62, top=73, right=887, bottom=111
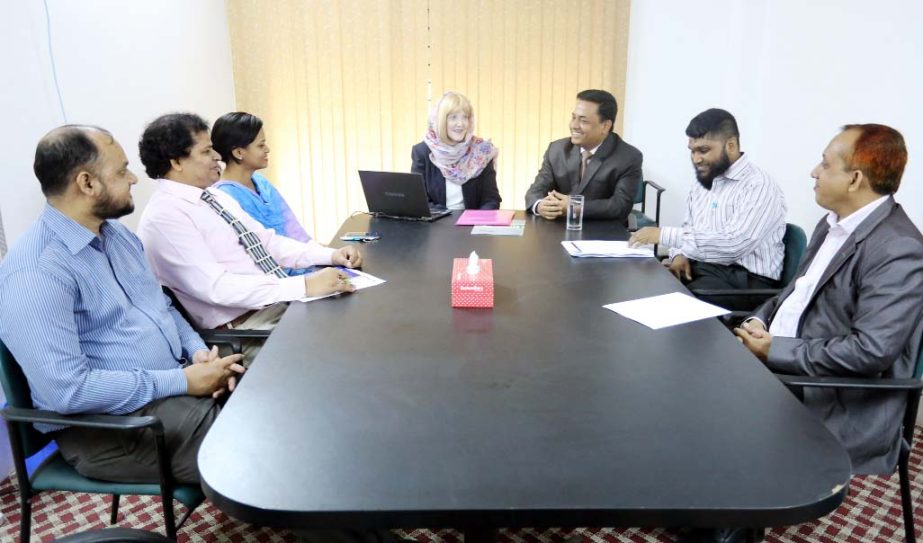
left=200, top=190, right=288, bottom=278
left=580, top=149, right=592, bottom=181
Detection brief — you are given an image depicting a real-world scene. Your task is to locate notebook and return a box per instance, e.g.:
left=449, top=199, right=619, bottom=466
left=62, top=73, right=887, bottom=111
left=455, top=209, right=516, bottom=226
left=358, top=170, right=453, bottom=222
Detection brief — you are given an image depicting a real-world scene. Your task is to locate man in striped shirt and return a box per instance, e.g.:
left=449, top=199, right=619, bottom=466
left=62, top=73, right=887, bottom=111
left=629, top=108, right=786, bottom=311
left=0, top=126, right=244, bottom=484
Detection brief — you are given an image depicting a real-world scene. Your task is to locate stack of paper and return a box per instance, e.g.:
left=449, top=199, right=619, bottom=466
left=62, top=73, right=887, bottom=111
left=471, top=219, right=526, bottom=236
left=561, top=240, right=653, bottom=258
left=603, top=292, right=729, bottom=329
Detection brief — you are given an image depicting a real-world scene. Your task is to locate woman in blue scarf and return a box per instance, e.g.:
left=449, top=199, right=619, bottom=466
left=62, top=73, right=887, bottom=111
left=212, top=112, right=313, bottom=276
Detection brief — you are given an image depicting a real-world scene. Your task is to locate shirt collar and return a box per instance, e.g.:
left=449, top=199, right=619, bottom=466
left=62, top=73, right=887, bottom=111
left=40, top=204, right=101, bottom=255
left=716, top=153, right=750, bottom=182
left=825, top=195, right=889, bottom=234
left=584, top=142, right=603, bottom=156
left=157, top=178, right=210, bottom=204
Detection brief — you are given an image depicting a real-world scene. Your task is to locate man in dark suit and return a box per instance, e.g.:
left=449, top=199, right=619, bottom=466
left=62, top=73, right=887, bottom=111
left=736, top=123, right=923, bottom=475
left=687, top=123, right=923, bottom=543
left=524, top=89, right=642, bottom=222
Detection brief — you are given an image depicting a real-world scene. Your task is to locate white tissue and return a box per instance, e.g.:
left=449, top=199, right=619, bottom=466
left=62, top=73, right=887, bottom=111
left=466, top=251, right=480, bottom=275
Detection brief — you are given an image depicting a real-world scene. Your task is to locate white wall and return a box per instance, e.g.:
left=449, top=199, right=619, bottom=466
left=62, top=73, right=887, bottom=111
left=624, top=0, right=923, bottom=235
left=0, top=0, right=235, bottom=476
left=623, top=0, right=923, bottom=423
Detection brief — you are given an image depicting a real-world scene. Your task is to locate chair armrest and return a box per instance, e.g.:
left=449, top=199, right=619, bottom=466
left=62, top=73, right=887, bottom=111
left=644, top=180, right=666, bottom=194
left=691, top=288, right=782, bottom=298
left=198, top=329, right=271, bottom=341
left=1, top=406, right=164, bottom=433
left=776, top=374, right=923, bottom=392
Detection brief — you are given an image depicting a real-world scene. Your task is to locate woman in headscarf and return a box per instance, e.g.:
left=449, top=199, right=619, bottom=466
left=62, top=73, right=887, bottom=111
left=411, top=91, right=501, bottom=210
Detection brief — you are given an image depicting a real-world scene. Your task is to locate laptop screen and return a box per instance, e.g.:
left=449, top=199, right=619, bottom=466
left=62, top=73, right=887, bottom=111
left=358, top=171, right=447, bottom=220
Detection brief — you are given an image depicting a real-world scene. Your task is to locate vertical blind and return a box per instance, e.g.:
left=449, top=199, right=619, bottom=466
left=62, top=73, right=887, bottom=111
left=227, top=0, right=631, bottom=242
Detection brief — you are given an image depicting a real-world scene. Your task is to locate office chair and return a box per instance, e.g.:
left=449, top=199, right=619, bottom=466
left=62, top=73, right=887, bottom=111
left=692, top=223, right=807, bottom=319
left=0, top=340, right=204, bottom=543
left=629, top=179, right=666, bottom=229
left=774, top=336, right=923, bottom=543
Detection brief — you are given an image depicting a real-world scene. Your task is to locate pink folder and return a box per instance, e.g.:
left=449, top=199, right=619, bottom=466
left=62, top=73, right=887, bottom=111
left=455, top=210, right=516, bottom=226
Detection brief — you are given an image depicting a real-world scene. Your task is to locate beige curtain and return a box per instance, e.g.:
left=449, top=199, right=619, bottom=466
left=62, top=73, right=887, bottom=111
left=227, top=0, right=631, bottom=242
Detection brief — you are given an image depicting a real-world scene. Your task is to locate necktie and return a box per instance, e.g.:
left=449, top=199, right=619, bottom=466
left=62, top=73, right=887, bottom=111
left=200, top=190, right=288, bottom=278
left=580, top=149, right=592, bottom=181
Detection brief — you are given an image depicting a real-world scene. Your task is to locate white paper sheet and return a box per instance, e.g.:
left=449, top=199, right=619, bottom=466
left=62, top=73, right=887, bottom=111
left=298, top=268, right=386, bottom=303
left=471, top=219, right=526, bottom=236
left=561, top=240, right=654, bottom=258
left=603, top=292, right=730, bottom=329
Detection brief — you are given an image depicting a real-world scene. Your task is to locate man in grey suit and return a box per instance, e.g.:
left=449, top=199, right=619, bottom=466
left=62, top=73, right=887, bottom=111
left=524, top=89, right=642, bottom=222
left=736, top=123, right=923, bottom=477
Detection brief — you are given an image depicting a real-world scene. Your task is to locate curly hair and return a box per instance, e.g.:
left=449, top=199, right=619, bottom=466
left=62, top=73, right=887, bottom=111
left=138, top=113, right=209, bottom=179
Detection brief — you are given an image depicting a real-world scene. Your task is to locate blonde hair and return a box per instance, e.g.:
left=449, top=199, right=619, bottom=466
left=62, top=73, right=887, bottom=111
left=434, top=92, right=473, bottom=145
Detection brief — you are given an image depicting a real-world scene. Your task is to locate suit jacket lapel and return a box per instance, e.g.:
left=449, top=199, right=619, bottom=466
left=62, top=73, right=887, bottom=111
left=565, top=145, right=582, bottom=193
left=573, top=133, right=617, bottom=195
left=809, top=197, right=896, bottom=297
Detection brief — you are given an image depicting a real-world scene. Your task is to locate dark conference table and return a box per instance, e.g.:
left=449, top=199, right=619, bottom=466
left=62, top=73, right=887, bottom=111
left=199, top=212, right=850, bottom=534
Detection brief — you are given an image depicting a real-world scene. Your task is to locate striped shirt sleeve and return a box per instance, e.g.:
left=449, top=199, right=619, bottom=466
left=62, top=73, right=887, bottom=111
left=0, top=267, right=187, bottom=415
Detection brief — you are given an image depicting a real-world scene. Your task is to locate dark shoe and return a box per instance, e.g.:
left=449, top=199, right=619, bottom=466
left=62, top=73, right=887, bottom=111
left=675, top=527, right=764, bottom=543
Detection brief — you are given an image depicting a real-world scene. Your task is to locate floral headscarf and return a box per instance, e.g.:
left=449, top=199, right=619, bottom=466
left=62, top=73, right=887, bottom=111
left=423, top=92, right=498, bottom=186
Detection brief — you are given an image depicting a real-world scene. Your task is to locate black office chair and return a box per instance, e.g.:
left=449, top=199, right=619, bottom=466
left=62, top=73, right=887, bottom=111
left=629, top=179, right=666, bottom=229
left=161, top=286, right=270, bottom=355
left=692, top=223, right=807, bottom=319
left=774, top=337, right=923, bottom=543
left=0, top=340, right=203, bottom=543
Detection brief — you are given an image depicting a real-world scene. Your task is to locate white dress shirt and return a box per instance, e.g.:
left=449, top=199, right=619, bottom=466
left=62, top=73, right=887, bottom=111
left=660, top=154, right=786, bottom=279
left=445, top=180, right=465, bottom=210
left=137, top=179, right=336, bottom=329
left=768, top=195, right=889, bottom=337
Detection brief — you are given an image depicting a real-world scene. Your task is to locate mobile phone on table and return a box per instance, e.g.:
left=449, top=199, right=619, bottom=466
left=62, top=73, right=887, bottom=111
left=339, top=231, right=381, bottom=242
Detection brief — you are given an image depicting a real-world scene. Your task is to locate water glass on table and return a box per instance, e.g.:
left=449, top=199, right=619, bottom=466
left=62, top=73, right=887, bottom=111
left=566, top=194, right=584, bottom=231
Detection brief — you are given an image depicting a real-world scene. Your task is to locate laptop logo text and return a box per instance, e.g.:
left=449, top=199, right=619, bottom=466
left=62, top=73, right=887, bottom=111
left=384, top=192, right=405, bottom=198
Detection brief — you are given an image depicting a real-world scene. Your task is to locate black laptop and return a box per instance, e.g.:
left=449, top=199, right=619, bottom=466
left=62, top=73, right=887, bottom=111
left=358, top=170, right=453, bottom=222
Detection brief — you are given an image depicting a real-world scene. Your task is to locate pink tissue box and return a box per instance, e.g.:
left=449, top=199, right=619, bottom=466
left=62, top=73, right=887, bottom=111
left=451, top=258, right=494, bottom=308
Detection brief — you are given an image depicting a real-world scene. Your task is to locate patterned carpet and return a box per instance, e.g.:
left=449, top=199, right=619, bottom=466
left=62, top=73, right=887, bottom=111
left=1, top=430, right=921, bottom=543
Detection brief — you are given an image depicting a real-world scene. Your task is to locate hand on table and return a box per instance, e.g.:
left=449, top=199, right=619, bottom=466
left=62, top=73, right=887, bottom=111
left=332, top=245, right=362, bottom=268
left=304, top=266, right=356, bottom=297
left=628, top=226, right=661, bottom=247
left=537, top=191, right=567, bottom=220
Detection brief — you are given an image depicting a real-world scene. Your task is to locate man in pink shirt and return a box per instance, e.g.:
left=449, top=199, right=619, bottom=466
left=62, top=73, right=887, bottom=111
left=137, top=113, right=360, bottom=362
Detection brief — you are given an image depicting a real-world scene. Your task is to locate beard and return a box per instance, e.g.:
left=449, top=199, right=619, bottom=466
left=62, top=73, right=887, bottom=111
left=694, top=150, right=732, bottom=190
left=92, top=186, right=134, bottom=220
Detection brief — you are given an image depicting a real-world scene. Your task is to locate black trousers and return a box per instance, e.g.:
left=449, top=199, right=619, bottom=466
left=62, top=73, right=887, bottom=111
left=685, top=260, right=780, bottom=312
left=55, top=395, right=220, bottom=485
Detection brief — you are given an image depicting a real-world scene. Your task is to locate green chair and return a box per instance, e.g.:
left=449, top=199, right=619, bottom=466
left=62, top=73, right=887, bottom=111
left=0, top=340, right=204, bottom=543
left=629, top=179, right=666, bottom=230
left=692, top=222, right=808, bottom=313
left=774, top=336, right=923, bottom=543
